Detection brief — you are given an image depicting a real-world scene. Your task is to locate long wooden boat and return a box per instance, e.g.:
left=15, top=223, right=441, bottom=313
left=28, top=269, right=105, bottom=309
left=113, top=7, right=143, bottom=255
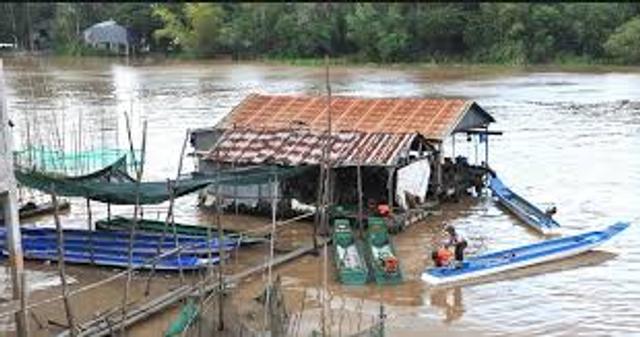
left=95, top=216, right=266, bottom=244
left=332, top=218, right=369, bottom=285
left=0, top=227, right=238, bottom=255
left=421, top=222, right=629, bottom=286
left=489, top=175, right=560, bottom=235
left=13, top=249, right=219, bottom=271
left=365, top=217, right=403, bottom=285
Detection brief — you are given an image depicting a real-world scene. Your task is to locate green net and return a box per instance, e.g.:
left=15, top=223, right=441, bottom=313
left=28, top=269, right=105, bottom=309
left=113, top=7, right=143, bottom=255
left=15, top=158, right=311, bottom=205
left=13, top=146, right=141, bottom=176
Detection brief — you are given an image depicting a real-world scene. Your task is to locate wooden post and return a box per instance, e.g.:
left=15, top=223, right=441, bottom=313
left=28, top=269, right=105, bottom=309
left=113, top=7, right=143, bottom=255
left=386, top=167, right=395, bottom=213
left=436, top=142, right=443, bottom=196
left=484, top=126, right=489, bottom=167
left=87, top=198, right=95, bottom=264
left=216, top=159, right=225, bottom=331
left=1, top=57, right=28, bottom=337
left=120, top=118, right=147, bottom=337
left=356, top=164, right=364, bottom=238
left=452, top=133, right=456, bottom=158
left=265, top=171, right=278, bottom=333
left=52, top=191, right=77, bottom=336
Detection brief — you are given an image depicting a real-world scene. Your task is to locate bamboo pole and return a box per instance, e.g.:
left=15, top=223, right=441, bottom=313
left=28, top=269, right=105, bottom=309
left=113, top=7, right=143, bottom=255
left=216, top=159, right=225, bottom=331
left=87, top=198, right=94, bottom=264
left=120, top=118, right=147, bottom=337
left=265, top=171, right=278, bottom=333
left=52, top=190, right=77, bottom=336
left=1, top=56, right=28, bottom=337
left=357, top=164, right=364, bottom=238
left=144, top=129, right=190, bottom=294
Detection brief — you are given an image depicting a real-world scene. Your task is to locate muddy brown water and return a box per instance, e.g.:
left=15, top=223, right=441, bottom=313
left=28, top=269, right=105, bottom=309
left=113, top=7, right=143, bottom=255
left=2, top=57, right=640, bottom=337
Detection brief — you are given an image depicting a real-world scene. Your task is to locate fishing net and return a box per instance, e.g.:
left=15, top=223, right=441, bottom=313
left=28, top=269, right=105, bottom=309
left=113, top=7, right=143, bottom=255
left=15, top=157, right=311, bottom=205
left=13, top=146, right=141, bottom=176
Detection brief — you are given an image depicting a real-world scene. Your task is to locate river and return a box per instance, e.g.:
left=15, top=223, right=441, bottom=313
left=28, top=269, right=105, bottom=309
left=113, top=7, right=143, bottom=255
left=2, top=57, right=640, bottom=337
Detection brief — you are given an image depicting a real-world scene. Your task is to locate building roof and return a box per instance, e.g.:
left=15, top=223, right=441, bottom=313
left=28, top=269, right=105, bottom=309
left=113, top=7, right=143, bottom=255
left=203, top=128, right=424, bottom=167
left=83, top=20, right=133, bottom=46
left=219, top=94, right=495, bottom=141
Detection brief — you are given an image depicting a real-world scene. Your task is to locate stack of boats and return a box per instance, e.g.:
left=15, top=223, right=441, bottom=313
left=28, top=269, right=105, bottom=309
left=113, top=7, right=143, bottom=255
left=0, top=217, right=264, bottom=271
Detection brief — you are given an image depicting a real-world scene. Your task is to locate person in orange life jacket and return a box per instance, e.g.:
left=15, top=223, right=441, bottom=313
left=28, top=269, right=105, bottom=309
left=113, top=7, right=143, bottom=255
left=443, top=223, right=467, bottom=262
left=431, top=246, right=453, bottom=267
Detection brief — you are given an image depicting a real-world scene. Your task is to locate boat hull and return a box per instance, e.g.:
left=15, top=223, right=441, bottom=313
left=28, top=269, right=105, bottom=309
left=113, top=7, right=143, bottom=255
left=489, top=176, right=560, bottom=235
left=422, top=222, right=629, bottom=286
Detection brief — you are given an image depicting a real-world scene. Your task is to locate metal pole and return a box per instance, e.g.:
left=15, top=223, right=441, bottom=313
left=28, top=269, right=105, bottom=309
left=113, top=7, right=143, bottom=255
left=1, top=57, right=28, bottom=337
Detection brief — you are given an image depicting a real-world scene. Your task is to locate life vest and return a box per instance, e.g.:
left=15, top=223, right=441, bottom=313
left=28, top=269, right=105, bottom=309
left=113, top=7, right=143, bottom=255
left=436, top=248, right=453, bottom=266
left=383, top=255, right=399, bottom=273
left=377, top=204, right=391, bottom=217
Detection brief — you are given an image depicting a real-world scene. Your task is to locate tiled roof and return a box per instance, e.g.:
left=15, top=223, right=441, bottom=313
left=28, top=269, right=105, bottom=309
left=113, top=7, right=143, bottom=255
left=205, top=128, right=419, bottom=167
left=220, top=94, right=492, bottom=140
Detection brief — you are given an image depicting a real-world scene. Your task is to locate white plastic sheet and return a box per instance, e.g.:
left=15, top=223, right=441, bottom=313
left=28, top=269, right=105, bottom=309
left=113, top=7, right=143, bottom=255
left=396, top=158, right=431, bottom=209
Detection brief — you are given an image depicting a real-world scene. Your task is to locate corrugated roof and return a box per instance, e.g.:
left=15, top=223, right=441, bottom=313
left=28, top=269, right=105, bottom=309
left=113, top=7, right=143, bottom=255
left=220, top=94, right=494, bottom=141
left=205, top=128, right=419, bottom=167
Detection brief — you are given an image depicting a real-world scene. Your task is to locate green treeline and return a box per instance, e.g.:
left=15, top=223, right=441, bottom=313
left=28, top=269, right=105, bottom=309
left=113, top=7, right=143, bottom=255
left=3, top=2, right=640, bottom=64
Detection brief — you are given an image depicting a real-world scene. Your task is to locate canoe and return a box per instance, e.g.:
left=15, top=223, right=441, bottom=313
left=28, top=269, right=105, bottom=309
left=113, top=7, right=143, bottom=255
left=365, top=217, right=402, bottom=285
left=9, top=249, right=219, bottom=271
left=489, top=175, right=560, bottom=235
left=332, top=218, right=369, bottom=285
left=95, top=216, right=266, bottom=245
left=421, top=222, right=629, bottom=286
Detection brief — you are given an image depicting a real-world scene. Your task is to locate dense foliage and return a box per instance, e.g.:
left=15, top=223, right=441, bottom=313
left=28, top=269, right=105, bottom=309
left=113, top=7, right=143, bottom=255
left=3, top=2, right=640, bottom=64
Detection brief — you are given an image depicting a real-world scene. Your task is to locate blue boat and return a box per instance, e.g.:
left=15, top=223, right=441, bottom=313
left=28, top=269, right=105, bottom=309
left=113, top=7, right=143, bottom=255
left=422, top=222, right=629, bottom=286
left=0, top=227, right=239, bottom=255
left=489, top=175, right=561, bottom=235
left=18, top=249, right=219, bottom=271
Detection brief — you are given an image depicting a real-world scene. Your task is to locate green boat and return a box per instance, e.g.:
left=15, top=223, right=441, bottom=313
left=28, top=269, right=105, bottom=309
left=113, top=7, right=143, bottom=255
left=95, top=216, right=266, bottom=244
left=165, top=298, right=199, bottom=337
left=365, top=217, right=403, bottom=285
left=332, top=218, right=369, bottom=285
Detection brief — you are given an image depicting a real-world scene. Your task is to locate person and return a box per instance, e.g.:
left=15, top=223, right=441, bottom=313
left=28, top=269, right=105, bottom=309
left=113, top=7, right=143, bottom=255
left=431, top=246, right=453, bottom=267
left=443, top=223, right=467, bottom=262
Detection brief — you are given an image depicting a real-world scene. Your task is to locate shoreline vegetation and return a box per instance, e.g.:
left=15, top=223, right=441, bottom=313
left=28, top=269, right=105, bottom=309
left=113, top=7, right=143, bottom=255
left=2, top=3, right=640, bottom=67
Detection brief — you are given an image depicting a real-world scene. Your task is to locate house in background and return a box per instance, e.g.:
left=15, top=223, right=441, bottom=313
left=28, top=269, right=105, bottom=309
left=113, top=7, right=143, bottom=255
left=82, top=20, right=138, bottom=55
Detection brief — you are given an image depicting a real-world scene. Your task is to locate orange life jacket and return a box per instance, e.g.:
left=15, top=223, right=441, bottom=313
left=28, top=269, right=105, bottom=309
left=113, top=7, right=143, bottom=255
left=436, top=248, right=453, bottom=267
left=377, top=204, right=391, bottom=217
left=383, top=256, right=398, bottom=273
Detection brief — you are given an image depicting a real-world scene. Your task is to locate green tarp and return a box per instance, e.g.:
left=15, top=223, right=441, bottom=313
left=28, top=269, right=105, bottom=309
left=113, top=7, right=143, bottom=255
left=15, top=156, right=310, bottom=205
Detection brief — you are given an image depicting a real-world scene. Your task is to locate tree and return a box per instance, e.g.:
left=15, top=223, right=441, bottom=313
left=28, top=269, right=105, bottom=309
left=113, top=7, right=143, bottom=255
left=346, top=3, right=409, bottom=62
left=604, top=17, right=640, bottom=64
left=152, top=3, right=226, bottom=56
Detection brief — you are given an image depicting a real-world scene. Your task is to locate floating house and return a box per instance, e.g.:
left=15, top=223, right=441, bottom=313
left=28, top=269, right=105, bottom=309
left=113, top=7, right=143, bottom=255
left=191, top=94, right=497, bottom=215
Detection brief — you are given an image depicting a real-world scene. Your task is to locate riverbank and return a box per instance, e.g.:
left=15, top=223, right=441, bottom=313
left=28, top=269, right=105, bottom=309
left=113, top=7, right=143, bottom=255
left=3, top=51, right=640, bottom=77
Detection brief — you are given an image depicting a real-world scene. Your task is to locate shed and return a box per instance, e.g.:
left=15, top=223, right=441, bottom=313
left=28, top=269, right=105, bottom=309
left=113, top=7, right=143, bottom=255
left=82, top=20, right=135, bottom=55
left=192, top=94, right=496, bottom=211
